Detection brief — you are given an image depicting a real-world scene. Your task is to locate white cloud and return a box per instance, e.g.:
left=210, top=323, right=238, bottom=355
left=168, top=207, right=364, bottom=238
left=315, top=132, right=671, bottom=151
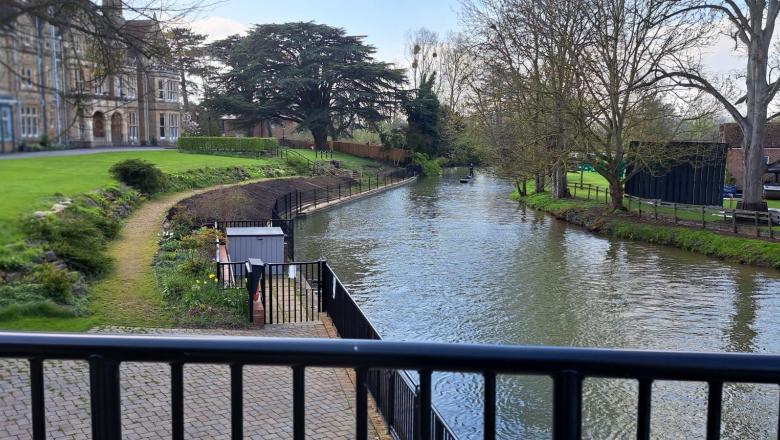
left=191, top=16, right=250, bottom=42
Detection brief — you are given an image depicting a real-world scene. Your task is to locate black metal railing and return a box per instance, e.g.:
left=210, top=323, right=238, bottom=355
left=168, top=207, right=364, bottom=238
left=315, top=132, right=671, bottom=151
left=212, top=219, right=296, bottom=285
left=216, top=261, right=248, bottom=289
left=3, top=332, right=780, bottom=440
left=261, top=261, right=323, bottom=325
left=321, top=261, right=458, bottom=440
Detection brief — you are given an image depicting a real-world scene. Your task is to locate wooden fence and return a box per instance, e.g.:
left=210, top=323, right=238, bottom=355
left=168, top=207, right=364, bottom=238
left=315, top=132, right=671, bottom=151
left=278, top=138, right=408, bottom=163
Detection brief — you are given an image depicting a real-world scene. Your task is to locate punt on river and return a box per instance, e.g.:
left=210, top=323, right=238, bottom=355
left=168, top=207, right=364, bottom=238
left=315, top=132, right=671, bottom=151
left=2, top=174, right=780, bottom=440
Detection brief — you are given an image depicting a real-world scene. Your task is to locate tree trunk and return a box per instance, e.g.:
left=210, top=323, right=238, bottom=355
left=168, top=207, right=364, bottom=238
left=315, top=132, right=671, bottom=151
left=311, top=127, right=328, bottom=150
left=521, top=179, right=527, bottom=196
left=534, top=173, right=545, bottom=193
left=608, top=179, right=623, bottom=211
left=180, top=71, right=189, bottom=114
left=741, top=25, right=771, bottom=211
left=551, top=165, right=569, bottom=198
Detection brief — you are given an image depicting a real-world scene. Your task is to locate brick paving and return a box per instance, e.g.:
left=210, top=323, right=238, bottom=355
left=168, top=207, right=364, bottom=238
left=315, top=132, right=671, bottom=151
left=0, top=322, right=390, bottom=439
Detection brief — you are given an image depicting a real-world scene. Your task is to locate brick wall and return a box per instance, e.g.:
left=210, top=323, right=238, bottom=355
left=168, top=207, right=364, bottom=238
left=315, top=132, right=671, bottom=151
left=720, top=123, right=780, bottom=186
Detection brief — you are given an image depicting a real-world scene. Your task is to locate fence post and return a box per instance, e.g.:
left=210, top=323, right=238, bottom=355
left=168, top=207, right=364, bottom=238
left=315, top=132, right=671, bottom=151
left=89, top=355, right=121, bottom=440
left=673, top=203, right=677, bottom=224
left=701, top=205, right=706, bottom=229
left=338, top=184, right=341, bottom=200
left=314, top=189, right=317, bottom=208
left=755, top=211, right=760, bottom=237
left=654, top=200, right=658, bottom=221
left=368, top=175, right=371, bottom=191
left=638, top=199, right=642, bottom=218
left=596, top=187, right=599, bottom=202
left=587, top=184, right=591, bottom=200
left=733, top=209, right=738, bottom=233
left=769, top=214, right=774, bottom=239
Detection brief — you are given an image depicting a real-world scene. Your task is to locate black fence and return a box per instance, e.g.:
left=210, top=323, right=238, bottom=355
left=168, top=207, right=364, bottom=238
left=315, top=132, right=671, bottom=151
left=6, top=329, right=780, bottom=439
left=567, top=182, right=780, bottom=240
left=216, top=261, right=248, bottom=289
left=255, top=261, right=323, bottom=325
left=321, top=262, right=457, bottom=440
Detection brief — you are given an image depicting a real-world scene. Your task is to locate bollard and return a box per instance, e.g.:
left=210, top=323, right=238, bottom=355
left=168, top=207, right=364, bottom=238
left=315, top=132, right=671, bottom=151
left=755, top=211, right=760, bottom=237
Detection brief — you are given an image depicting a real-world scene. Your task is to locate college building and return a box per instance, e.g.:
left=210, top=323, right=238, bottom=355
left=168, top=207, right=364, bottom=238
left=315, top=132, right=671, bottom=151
left=0, top=0, right=182, bottom=153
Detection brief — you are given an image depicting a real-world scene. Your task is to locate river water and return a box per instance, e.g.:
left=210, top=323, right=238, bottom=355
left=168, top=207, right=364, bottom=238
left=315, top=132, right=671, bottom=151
left=294, top=171, right=780, bottom=439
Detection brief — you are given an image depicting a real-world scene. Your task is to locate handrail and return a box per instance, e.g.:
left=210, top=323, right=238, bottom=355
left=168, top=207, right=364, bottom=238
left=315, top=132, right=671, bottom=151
left=3, top=332, right=780, bottom=439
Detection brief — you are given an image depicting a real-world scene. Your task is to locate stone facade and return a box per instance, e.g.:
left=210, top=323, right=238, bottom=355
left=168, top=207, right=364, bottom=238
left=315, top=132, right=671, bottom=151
left=0, top=0, right=182, bottom=153
left=720, top=123, right=780, bottom=186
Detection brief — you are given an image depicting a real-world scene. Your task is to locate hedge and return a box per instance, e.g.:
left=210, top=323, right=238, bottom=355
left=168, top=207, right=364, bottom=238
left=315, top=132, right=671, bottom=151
left=177, top=137, right=279, bottom=154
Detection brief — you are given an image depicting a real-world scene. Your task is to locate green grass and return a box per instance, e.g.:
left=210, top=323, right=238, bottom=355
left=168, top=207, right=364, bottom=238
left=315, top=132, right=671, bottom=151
left=0, top=151, right=276, bottom=244
left=519, top=191, right=780, bottom=269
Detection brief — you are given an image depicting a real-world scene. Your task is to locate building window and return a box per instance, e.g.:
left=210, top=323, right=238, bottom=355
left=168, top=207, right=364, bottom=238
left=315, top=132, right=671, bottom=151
left=127, top=76, right=137, bottom=98
left=115, top=75, right=125, bottom=97
left=21, top=106, right=39, bottom=138
left=73, top=69, right=84, bottom=91
left=94, top=79, right=105, bottom=95
left=0, top=106, right=12, bottom=142
left=129, top=111, right=138, bottom=142
left=93, top=112, right=105, bottom=138
left=166, top=80, right=178, bottom=101
left=21, top=67, right=33, bottom=89
left=159, top=113, right=166, bottom=139
left=169, top=113, right=179, bottom=140
left=157, top=79, right=164, bottom=100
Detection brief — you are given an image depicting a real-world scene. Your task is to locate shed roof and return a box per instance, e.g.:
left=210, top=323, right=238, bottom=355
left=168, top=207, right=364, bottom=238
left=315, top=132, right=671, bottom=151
left=226, top=227, right=285, bottom=237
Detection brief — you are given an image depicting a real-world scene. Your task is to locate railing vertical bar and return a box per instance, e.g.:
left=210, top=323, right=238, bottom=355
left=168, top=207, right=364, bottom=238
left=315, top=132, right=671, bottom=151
left=419, top=370, right=432, bottom=440
left=356, top=368, right=368, bottom=440
left=483, top=371, right=496, bottom=440
left=30, top=358, right=45, bottom=440
left=293, top=366, right=305, bottom=440
left=171, top=362, right=184, bottom=440
left=231, top=364, right=243, bottom=440
left=636, top=379, right=652, bottom=440
left=706, top=381, right=723, bottom=440
left=552, top=370, right=581, bottom=440
left=89, top=355, right=121, bottom=440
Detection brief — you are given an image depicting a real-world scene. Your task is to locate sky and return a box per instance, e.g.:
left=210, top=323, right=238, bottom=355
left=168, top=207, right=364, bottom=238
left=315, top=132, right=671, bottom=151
left=187, top=1, right=749, bottom=78
left=189, top=0, right=461, bottom=66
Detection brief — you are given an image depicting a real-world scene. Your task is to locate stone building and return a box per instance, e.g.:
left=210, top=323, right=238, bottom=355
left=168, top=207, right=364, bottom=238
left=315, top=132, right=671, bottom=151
left=0, top=0, right=182, bottom=153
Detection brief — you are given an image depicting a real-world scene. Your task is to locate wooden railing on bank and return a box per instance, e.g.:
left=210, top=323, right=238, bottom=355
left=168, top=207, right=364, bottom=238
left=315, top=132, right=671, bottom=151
left=565, top=182, right=779, bottom=240
left=278, top=138, right=409, bottom=163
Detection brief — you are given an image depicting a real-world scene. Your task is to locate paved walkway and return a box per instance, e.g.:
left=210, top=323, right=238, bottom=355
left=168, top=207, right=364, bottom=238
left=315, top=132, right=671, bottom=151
left=0, top=323, right=388, bottom=439
left=0, top=146, right=169, bottom=160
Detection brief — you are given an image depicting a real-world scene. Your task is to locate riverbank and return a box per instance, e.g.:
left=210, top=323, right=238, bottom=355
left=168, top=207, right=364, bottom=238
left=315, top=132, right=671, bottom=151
left=515, top=191, right=780, bottom=269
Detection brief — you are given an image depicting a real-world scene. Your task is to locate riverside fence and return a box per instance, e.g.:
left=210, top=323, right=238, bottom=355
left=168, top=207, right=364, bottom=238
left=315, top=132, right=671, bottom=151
left=567, top=182, right=780, bottom=240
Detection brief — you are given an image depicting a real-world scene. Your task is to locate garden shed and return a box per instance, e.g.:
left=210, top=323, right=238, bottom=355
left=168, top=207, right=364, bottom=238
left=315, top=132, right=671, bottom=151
left=226, top=227, right=285, bottom=265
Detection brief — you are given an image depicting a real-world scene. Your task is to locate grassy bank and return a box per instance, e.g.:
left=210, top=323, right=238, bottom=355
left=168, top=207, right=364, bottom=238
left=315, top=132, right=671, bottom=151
left=518, top=192, right=780, bottom=269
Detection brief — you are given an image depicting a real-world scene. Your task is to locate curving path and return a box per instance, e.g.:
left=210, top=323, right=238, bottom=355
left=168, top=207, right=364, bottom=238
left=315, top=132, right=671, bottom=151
left=90, top=178, right=270, bottom=327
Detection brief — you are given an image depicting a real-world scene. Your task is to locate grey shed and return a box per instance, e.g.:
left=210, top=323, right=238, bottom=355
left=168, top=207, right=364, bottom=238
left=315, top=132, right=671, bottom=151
left=226, top=227, right=285, bottom=266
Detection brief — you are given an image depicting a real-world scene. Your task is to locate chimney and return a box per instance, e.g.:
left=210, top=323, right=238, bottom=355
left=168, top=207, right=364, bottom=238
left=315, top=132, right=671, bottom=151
left=102, top=0, right=125, bottom=27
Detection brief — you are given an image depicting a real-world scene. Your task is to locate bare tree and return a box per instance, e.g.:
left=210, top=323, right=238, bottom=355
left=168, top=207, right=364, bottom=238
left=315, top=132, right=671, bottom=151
left=437, top=32, right=475, bottom=111
left=578, top=0, right=711, bottom=209
left=650, top=0, right=780, bottom=211
left=405, top=28, right=439, bottom=90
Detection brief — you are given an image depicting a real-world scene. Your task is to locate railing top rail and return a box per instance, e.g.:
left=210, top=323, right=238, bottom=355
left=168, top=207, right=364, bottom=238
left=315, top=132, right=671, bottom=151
left=5, top=333, right=777, bottom=382
left=266, top=260, right=322, bottom=266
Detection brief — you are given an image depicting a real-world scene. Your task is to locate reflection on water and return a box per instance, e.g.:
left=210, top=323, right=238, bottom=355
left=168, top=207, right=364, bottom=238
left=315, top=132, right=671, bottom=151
left=295, top=170, right=780, bottom=439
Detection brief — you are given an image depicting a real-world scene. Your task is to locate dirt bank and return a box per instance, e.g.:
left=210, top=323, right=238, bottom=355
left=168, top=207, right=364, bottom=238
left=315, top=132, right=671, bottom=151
left=168, top=176, right=356, bottom=225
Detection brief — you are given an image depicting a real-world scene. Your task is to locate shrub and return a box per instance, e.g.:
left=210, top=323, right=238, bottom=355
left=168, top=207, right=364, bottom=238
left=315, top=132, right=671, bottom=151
left=177, top=137, right=278, bottom=154
left=110, top=159, right=166, bottom=194
left=33, top=263, right=76, bottom=304
left=412, top=152, right=442, bottom=177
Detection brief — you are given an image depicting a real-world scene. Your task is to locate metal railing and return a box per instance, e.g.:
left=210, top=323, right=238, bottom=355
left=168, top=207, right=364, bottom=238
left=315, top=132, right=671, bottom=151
left=260, top=261, right=323, bottom=325
left=566, top=182, right=779, bottom=239
left=321, top=261, right=458, bottom=440
left=4, top=331, right=780, bottom=440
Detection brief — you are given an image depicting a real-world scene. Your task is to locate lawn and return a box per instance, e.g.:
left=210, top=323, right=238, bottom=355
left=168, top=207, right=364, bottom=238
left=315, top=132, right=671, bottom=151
left=292, top=149, right=383, bottom=171
left=0, top=150, right=275, bottom=244
left=566, top=171, right=780, bottom=209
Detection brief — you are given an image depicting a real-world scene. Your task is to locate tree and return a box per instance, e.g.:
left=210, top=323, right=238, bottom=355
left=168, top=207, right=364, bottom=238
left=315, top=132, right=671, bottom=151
left=208, top=22, right=405, bottom=150
left=578, top=0, right=710, bottom=210
left=406, top=28, right=439, bottom=90
left=438, top=33, right=475, bottom=111
left=404, top=73, right=441, bottom=156
left=650, top=1, right=780, bottom=211
left=165, top=26, right=207, bottom=113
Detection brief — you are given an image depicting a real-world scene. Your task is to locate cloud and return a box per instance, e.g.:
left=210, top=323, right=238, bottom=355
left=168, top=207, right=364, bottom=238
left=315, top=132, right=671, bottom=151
left=191, top=16, right=250, bottom=42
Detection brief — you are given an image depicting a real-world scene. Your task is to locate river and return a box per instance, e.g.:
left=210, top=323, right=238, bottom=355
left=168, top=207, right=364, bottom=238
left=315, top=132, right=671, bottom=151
left=294, top=170, right=780, bottom=439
